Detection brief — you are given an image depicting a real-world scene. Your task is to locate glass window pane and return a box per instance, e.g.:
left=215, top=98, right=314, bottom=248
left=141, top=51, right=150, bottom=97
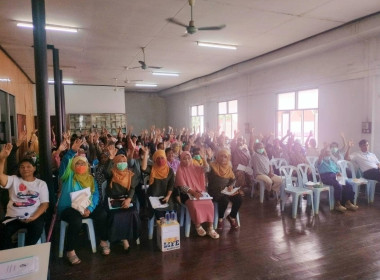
left=231, top=113, right=238, bottom=139
left=228, top=100, right=237, bottom=114
left=218, top=102, right=227, bottom=114
left=278, top=92, right=295, bottom=110
left=199, top=116, right=204, bottom=134
left=198, top=105, right=204, bottom=116
left=225, top=114, right=232, bottom=139
left=218, top=115, right=226, bottom=135
left=191, top=106, right=197, bottom=116
left=290, top=111, right=302, bottom=141
left=298, top=89, right=318, bottom=109
left=303, top=109, right=318, bottom=144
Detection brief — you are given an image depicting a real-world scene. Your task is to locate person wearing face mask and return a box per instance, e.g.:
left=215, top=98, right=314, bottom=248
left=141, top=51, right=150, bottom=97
left=115, top=141, right=126, bottom=156
left=317, top=148, right=357, bottom=212
left=58, top=139, right=110, bottom=265
left=141, top=149, right=174, bottom=219
left=192, top=147, right=204, bottom=167
left=103, top=150, right=141, bottom=252
left=250, top=142, right=282, bottom=200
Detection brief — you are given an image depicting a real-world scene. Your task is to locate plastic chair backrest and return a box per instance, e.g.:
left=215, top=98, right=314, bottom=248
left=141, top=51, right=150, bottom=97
left=346, top=161, right=358, bottom=179
left=280, top=165, right=299, bottom=188
left=337, top=160, right=348, bottom=178
left=306, top=156, right=318, bottom=169
left=297, top=164, right=316, bottom=185
left=271, top=158, right=288, bottom=169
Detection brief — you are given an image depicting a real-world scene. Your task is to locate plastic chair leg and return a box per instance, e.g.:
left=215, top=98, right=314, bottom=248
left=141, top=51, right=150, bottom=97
left=83, top=219, right=97, bottom=254
left=148, top=217, right=155, bottom=240
left=309, top=193, right=314, bottom=216
left=369, top=180, right=377, bottom=203
left=180, top=205, right=185, bottom=227
left=213, top=203, right=218, bottom=230
left=292, top=194, right=299, bottom=219
left=17, top=230, right=26, bottom=247
left=185, top=207, right=191, bottom=238
left=329, top=186, right=335, bottom=207
left=313, top=190, right=321, bottom=215
left=58, top=221, right=68, bottom=258
left=236, top=212, right=241, bottom=227
left=136, top=238, right=140, bottom=245
left=259, top=182, right=265, bottom=203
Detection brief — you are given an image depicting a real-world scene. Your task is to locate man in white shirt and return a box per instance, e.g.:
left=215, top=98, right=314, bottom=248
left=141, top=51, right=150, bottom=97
left=346, top=139, right=380, bottom=181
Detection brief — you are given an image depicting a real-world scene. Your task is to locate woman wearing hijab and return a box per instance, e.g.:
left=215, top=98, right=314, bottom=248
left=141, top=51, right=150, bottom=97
left=175, top=151, right=219, bottom=239
left=141, top=148, right=174, bottom=219
left=58, top=139, right=109, bottom=265
left=208, top=148, right=242, bottom=230
left=104, top=147, right=141, bottom=251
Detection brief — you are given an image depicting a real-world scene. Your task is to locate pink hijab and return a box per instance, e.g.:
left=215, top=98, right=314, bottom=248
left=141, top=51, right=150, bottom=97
left=175, top=151, right=205, bottom=192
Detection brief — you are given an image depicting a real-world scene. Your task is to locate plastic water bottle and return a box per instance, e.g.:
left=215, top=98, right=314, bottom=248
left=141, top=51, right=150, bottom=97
left=165, top=211, right=170, bottom=224
left=170, top=211, right=177, bottom=223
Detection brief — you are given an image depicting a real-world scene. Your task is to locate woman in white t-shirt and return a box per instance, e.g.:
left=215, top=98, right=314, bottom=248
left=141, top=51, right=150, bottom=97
left=0, top=143, right=49, bottom=250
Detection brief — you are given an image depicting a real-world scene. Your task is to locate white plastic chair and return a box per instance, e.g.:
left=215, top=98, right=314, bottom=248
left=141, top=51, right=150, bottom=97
left=270, top=158, right=288, bottom=171
left=179, top=204, right=191, bottom=237
left=337, top=160, right=375, bottom=204
left=17, top=227, right=46, bottom=247
left=279, top=166, right=314, bottom=219
left=250, top=179, right=266, bottom=203
left=306, top=156, right=319, bottom=175
left=58, top=218, right=97, bottom=258
left=297, top=163, right=333, bottom=214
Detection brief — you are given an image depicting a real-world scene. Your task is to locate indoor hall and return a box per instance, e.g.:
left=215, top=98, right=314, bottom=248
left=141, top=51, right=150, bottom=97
left=1, top=1, right=380, bottom=280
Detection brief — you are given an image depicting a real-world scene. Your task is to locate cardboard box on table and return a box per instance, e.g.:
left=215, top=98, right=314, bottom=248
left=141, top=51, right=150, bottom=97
left=156, top=220, right=180, bottom=252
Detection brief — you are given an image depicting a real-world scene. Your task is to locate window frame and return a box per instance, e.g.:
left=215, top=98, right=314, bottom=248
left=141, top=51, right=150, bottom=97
left=276, top=89, right=318, bottom=144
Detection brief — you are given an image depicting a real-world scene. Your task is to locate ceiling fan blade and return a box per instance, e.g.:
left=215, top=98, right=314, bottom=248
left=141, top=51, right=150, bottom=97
left=167, top=18, right=188, bottom=28
left=198, top=24, right=226, bottom=31
left=148, top=66, right=162, bottom=69
left=127, top=66, right=141, bottom=70
left=138, top=60, right=146, bottom=66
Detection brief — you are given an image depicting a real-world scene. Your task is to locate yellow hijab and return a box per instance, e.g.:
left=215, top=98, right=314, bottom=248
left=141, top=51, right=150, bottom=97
left=111, top=154, right=134, bottom=190
left=71, top=156, right=95, bottom=193
left=149, top=150, right=170, bottom=185
left=210, top=148, right=235, bottom=179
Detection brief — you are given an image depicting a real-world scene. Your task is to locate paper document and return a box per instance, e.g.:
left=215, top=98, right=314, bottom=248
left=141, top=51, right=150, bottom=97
left=237, top=164, right=253, bottom=176
left=0, top=256, right=39, bottom=280
left=149, top=196, right=169, bottom=209
left=187, top=191, right=213, bottom=200
left=221, top=187, right=240, bottom=196
left=70, top=187, right=91, bottom=202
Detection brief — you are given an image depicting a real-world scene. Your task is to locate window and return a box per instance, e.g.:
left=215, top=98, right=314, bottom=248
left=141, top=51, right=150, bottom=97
left=277, top=89, right=318, bottom=144
left=218, top=100, right=238, bottom=139
left=191, top=105, right=204, bottom=134
left=0, top=90, right=16, bottom=144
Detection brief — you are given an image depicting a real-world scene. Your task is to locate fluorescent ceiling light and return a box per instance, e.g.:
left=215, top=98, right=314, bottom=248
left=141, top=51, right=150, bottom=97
left=197, top=41, right=237, bottom=50
left=152, top=72, right=179, bottom=77
left=135, top=83, right=157, bottom=88
left=17, top=22, right=78, bottom=33
left=48, top=80, right=74, bottom=84
left=0, top=78, right=11, bottom=82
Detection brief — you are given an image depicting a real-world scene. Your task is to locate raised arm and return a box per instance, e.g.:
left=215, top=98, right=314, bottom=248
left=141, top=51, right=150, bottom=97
left=0, top=143, right=13, bottom=187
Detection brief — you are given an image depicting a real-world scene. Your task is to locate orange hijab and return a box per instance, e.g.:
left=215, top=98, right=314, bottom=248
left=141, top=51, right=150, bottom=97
left=210, top=148, right=235, bottom=179
left=149, top=150, right=170, bottom=185
left=111, top=154, right=134, bottom=190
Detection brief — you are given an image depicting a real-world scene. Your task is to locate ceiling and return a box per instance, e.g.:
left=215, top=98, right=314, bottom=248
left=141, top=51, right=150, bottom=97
left=1, top=0, right=380, bottom=93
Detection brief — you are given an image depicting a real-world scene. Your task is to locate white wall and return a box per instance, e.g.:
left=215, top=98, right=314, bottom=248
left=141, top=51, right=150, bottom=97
left=124, top=92, right=166, bottom=133
left=164, top=18, right=380, bottom=156
left=46, top=85, right=125, bottom=114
